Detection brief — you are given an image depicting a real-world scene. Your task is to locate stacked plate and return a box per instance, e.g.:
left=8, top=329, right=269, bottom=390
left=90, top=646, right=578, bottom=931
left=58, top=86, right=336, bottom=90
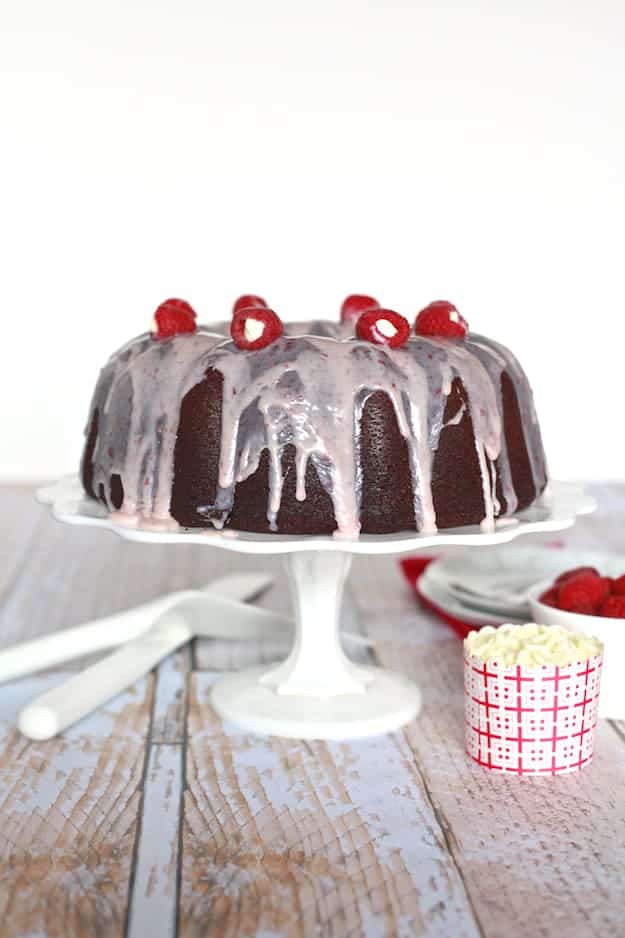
left=419, top=545, right=623, bottom=628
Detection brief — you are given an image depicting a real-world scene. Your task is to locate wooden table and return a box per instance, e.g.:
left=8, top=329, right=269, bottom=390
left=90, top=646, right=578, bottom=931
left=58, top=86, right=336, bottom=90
left=1, top=482, right=625, bottom=938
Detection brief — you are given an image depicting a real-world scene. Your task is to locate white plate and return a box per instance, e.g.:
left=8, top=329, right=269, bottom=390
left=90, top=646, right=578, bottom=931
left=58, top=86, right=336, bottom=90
left=37, top=477, right=596, bottom=556
left=418, top=569, right=528, bottom=627
left=421, top=545, right=625, bottom=626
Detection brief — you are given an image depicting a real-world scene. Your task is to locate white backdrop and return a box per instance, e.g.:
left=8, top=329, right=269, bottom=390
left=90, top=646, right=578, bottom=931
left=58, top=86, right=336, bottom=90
left=1, top=0, right=624, bottom=481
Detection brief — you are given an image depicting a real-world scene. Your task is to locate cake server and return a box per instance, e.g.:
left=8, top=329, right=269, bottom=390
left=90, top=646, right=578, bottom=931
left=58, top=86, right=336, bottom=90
left=0, top=572, right=274, bottom=685
left=19, top=595, right=293, bottom=740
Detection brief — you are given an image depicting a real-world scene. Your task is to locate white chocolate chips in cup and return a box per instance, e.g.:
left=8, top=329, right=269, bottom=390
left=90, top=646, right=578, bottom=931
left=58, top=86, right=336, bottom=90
left=465, top=623, right=603, bottom=668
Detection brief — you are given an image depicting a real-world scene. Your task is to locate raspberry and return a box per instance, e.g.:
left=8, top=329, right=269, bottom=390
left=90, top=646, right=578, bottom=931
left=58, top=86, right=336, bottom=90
left=539, top=588, right=559, bottom=607
left=414, top=301, right=468, bottom=339
left=233, top=294, right=268, bottom=314
left=557, top=574, right=611, bottom=612
left=598, top=577, right=613, bottom=597
left=231, top=307, right=283, bottom=350
left=554, top=566, right=600, bottom=586
left=151, top=298, right=197, bottom=339
left=611, top=574, right=625, bottom=596
left=566, top=601, right=599, bottom=616
left=356, top=309, right=410, bottom=348
left=599, top=595, right=625, bottom=618
left=340, top=294, right=380, bottom=324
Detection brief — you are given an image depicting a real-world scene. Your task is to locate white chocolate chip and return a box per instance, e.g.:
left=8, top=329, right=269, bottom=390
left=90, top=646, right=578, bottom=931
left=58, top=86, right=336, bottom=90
left=244, top=318, right=265, bottom=343
left=465, top=622, right=602, bottom=666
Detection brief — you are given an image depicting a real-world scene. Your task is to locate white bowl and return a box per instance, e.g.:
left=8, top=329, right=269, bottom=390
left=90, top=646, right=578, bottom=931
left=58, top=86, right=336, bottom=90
left=528, top=579, right=625, bottom=719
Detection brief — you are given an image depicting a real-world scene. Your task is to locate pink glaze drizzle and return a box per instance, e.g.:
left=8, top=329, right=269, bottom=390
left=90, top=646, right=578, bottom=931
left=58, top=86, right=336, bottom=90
left=85, top=322, right=546, bottom=537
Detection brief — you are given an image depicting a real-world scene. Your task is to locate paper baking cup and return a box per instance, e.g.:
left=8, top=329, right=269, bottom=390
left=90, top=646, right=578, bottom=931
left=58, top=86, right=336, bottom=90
left=464, top=653, right=603, bottom=775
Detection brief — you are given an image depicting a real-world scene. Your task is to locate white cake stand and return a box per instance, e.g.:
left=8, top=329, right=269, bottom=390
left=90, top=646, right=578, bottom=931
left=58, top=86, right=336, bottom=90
left=38, top=477, right=595, bottom=740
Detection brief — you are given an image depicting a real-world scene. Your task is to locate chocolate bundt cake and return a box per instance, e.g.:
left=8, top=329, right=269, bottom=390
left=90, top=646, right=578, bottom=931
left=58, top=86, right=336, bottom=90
left=81, top=295, right=548, bottom=538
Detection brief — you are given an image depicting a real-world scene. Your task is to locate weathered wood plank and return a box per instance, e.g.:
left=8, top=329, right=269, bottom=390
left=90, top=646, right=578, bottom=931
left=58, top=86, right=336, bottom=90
left=178, top=672, right=481, bottom=938
left=151, top=647, right=192, bottom=746
left=126, top=743, right=184, bottom=938
left=0, top=672, right=153, bottom=938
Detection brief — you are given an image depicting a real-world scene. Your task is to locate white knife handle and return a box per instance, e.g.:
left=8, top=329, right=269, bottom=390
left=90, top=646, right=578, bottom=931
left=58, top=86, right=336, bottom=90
left=0, top=590, right=196, bottom=685
left=19, top=614, right=192, bottom=740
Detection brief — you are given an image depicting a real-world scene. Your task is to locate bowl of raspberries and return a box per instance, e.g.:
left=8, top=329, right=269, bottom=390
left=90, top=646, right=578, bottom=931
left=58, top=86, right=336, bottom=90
left=535, top=566, right=625, bottom=619
left=528, top=565, right=625, bottom=718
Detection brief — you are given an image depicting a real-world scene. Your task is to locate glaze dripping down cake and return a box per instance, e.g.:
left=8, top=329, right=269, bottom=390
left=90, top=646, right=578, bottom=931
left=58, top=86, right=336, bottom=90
left=81, top=295, right=548, bottom=538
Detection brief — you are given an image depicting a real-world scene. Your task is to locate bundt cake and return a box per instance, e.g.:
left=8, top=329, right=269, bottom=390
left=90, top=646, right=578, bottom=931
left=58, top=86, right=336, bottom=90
left=81, top=295, right=548, bottom=538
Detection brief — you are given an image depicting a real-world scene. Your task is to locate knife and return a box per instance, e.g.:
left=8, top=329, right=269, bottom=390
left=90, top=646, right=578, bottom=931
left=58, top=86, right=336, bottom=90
left=18, top=593, right=291, bottom=740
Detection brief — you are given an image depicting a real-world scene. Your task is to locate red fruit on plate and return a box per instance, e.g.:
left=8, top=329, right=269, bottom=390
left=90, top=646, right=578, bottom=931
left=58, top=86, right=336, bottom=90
left=554, top=566, right=600, bottom=586
left=599, top=595, right=625, bottom=618
left=231, top=307, right=283, bottom=350
left=151, top=298, right=197, bottom=339
left=539, top=588, right=559, bottom=607
left=557, top=573, right=611, bottom=612
left=598, top=577, right=613, bottom=597
left=414, top=300, right=468, bottom=339
left=233, top=294, right=268, bottom=314
left=611, top=574, right=625, bottom=596
left=340, top=294, right=380, bottom=324
left=356, top=308, right=410, bottom=348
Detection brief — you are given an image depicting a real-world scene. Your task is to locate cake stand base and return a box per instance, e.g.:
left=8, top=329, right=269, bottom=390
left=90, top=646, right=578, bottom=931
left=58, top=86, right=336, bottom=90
left=212, top=666, right=420, bottom=740
left=210, top=551, right=421, bottom=739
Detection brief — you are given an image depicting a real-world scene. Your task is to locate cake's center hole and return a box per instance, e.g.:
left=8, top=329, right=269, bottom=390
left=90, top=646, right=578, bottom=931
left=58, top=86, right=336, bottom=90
left=244, top=318, right=265, bottom=342
left=377, top=318, right=397, bottom=338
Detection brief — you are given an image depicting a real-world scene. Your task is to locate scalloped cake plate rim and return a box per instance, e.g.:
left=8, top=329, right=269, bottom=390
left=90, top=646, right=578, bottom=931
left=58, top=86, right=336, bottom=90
left=36, top=477, right=596, bottom=555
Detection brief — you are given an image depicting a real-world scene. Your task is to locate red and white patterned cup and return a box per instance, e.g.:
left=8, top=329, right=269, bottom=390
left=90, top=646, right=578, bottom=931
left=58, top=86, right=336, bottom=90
left=464, top=652, right=603, bottom=775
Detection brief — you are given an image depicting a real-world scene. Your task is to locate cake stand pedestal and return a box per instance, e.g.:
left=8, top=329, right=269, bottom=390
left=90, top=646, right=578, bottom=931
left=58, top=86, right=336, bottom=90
left=38, top=477, right=595, bottom=740
left=211, top=550, right=420, bottom=739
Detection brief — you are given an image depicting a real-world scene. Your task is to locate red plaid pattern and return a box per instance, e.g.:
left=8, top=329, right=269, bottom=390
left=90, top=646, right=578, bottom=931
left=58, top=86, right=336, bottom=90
left=464, top=653, right=602, bottom=775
